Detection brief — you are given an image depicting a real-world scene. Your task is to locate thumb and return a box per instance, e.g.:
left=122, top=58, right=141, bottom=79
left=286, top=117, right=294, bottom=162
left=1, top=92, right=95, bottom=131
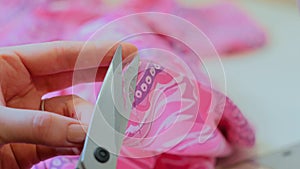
left=0, top=106, right=87, bottom=147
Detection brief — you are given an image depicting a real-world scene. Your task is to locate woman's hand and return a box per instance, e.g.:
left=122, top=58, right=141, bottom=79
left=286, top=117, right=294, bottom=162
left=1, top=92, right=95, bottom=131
left=0, top=41, right=137, bottom=169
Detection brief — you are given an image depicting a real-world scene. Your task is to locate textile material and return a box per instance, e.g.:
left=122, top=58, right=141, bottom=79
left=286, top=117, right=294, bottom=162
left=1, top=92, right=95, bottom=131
left=0, top=0, right=261, bottom=168
left=35, top=57, right=254, bottom=169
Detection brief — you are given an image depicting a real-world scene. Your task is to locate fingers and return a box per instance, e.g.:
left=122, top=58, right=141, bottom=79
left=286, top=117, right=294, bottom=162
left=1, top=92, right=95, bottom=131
left=35, top=145, right=82, bottom=161
left=8, top=41, right=137, bottom=76
left=6, top=143, right=81, bottom=168
left=0, top=105, right=87, bottom=147
left=17, top=41, right=137, bottom=93
left=33, top=66, right=108, bottom=93
left=0, top=144, right=20, bottom=169
left=42, top=95, right=94, bottom=125
left=0, top=95, right=93, bottom=166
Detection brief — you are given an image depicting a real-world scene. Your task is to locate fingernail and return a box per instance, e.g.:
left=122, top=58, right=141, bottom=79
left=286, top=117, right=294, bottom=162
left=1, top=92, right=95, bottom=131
left=67, top=124, right=87, bottom=144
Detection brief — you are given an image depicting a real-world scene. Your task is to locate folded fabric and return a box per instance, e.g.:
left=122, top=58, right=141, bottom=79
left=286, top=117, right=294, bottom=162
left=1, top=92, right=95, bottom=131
left=74, top=1, right=266, bottom=87
left=0, top=0, right=259, bottom=168
left=144, top=2, right=267, bottom=56
left=33, top=56, right=254, bottom=169
left=0, top=0, right=266, bottom=56
left=117, top=60, right=254, bottom=169
left=0, top=0, right=105, bottom=46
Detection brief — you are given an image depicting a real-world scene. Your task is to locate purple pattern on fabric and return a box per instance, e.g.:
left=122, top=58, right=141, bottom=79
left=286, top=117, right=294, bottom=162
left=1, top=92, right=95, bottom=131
left=133, top=63, right=163, bottom=106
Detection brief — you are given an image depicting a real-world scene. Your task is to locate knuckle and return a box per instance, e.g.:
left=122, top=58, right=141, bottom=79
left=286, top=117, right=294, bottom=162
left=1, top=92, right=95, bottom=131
left=71, top=94, right=81, bottom=99
left=68, top=95, right=83, bottom=104
left=64, top=95, right=82, bottom=117
left=32, top=113, right=53, bottom=144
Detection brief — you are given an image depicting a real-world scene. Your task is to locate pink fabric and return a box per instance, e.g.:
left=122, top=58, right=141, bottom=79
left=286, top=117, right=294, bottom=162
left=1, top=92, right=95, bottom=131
left=0, top=0, right=266, bottom=55
left=0, top=0, right=105, bottom=46
left=35, top=58, right=254, bottom=169
left=145, top=2, right=267, bottom=55
left=116, top=61, right=254, bottom=169
left=0, top=0, right=261, bottom=168
left=76, top=1, right=266, bottom=56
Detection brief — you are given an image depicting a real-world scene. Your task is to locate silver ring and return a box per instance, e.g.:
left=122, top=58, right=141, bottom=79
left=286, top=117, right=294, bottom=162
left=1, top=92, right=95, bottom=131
left=40, top=99, right=45, bottom=111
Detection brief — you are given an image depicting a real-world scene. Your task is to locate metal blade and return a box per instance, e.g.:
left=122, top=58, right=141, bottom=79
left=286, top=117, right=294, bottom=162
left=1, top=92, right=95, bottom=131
left=77, top=45, right=123, bottom=169
left=124, top=54, right=139, bottom=109
left=119, top=54, right=139, bottom=132
left=76, top=46, right=140, bottom=169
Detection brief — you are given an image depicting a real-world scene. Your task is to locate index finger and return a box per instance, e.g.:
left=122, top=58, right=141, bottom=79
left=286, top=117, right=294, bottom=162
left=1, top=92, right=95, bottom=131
left=5, top=41, right=137, bottom=76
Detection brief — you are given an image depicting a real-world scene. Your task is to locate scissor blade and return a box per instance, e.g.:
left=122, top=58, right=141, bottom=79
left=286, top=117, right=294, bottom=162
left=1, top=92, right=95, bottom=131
left=77, top=45, right=123, bottom=169
left=114, top=54, right=139, bottom=147
left=124, top=54, right=139, bottom=109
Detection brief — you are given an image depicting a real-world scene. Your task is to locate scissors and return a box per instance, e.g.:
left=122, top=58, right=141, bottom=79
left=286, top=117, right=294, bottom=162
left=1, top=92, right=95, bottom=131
left=76, top=45, right=139, bottom=169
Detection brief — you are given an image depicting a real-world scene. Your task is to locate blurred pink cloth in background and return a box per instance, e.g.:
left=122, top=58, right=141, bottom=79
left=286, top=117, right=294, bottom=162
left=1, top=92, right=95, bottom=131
left=0, top=0, right=266, bottom=55
left=0, top=0, right=265, bottom=168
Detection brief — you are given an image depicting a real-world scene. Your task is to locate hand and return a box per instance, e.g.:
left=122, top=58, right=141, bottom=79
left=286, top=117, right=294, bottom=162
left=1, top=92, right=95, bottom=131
left=0, top=41, right=137, bottom=169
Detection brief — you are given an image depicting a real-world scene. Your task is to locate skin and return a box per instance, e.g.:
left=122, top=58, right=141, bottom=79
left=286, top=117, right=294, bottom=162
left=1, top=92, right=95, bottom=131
left=0, top=41, right=137, bottom=169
